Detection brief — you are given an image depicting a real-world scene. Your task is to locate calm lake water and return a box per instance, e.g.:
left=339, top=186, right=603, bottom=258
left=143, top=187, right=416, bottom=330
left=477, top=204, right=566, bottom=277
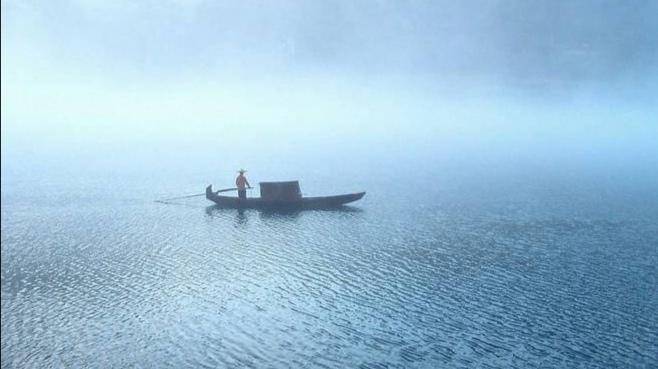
left=2, top=142, right=657, bottom=368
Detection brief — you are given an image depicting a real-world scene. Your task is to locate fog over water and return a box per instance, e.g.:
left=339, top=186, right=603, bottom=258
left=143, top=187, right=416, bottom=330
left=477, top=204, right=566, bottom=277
left=3, top=1, right=658, bottom=148
left=2, top=2, right=658, bottom=368
left=2, top=0, right=658, bottom=234
left=2, top=1, right=658, bottom=204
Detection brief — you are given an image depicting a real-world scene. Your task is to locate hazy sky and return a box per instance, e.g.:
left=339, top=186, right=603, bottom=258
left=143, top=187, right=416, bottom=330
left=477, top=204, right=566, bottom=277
left=2, top=0, right=657, bottom=148
left=4, top=1, right=658, bottom=80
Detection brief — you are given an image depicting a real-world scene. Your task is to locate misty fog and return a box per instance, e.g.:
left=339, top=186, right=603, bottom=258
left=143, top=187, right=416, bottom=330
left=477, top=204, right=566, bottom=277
left=2, top=1, right=657, bottom=185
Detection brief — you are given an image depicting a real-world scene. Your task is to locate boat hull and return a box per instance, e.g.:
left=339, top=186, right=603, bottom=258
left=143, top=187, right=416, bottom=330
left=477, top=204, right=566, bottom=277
left=205, top=185, right=365, bottom=209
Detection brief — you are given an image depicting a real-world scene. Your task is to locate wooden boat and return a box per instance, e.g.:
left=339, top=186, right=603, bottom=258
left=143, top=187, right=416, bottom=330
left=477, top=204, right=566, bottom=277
left=205, top=181, right=365, bottom=209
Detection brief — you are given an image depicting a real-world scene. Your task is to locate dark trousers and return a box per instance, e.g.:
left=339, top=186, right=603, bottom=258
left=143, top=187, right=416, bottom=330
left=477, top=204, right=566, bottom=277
left=238, top=189, right=247, bottom=199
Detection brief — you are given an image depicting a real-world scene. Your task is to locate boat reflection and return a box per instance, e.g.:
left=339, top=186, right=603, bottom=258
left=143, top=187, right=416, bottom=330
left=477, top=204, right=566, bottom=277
left=204, top=204, right=363, bottom=223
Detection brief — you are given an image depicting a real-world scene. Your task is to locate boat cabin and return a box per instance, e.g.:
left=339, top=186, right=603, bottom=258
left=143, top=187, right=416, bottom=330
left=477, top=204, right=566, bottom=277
left=259, top=181, right=302, bottom=201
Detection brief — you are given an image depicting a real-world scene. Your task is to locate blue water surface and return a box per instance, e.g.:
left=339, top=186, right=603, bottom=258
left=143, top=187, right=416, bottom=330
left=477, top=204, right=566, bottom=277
left=2, top=143, right=657, bottom=368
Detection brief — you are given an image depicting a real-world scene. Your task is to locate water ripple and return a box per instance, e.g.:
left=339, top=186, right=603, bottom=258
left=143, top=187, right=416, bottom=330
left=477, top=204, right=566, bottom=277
left=2, top=195, right=657, bottom=368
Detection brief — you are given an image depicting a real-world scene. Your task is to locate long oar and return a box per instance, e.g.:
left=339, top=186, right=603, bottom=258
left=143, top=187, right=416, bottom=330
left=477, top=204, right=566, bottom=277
left=156, top=187, right=245, bottom=203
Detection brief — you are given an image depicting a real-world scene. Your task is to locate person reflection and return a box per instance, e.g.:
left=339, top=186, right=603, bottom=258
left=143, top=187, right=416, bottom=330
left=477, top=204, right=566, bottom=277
left=235, top=208, right=248, bottom=227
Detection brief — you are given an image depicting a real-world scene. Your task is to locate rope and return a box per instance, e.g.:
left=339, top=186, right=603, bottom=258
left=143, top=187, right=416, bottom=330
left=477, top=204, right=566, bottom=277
left=155, top=193, right=206, bottom=202
left=155, top=187, right=252, bottom=203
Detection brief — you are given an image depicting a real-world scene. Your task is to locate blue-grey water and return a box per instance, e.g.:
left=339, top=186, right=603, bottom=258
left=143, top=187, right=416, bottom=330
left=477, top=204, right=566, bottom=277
left=2, top=143, right=657, bottom=368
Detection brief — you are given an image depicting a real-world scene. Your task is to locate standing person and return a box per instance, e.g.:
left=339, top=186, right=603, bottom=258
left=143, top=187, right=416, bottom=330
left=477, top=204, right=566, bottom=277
left=235, top=169, right=251, bottom=200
